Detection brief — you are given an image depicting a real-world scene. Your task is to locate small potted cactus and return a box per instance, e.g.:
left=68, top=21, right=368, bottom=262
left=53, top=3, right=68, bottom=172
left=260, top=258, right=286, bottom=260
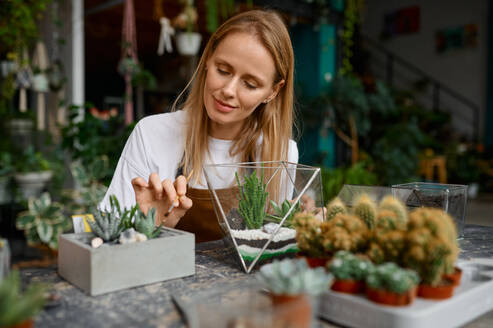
left=365, top=263, right=419, bottom=306
left=402, top=207, right=460, bottom=299
left=58, top=195, right=195, bottom=295
left=257, top=258, right=332, bottom=328
left=327, top=251, right=373, bottom=294
left=325, top=197, right=347, bottom=220
left=320, top=213, right=369, bottom=255
left=293, top=212, right=328, bottom=268
left=352, top=194, right=378, bottom=229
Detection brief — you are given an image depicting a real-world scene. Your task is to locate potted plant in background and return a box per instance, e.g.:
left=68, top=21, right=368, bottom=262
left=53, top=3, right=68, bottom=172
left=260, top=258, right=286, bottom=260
left=0, top=152, right=14, bottom=204
left=365, top=262, right=419, bottom=306
left=257, top=258, right=332, bottom=328
left=13, top=145, right=52, bottom=200
left=173, top=0, right=201, bottom=56
left=0, top=270, right=47, bottom=328
left=293, top=212, right=328, bottom=268
left=327, top=250, right=373, bottom=294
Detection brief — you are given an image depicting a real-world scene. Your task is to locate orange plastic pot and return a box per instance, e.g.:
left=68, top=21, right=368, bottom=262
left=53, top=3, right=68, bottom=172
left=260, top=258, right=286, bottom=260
left=8, top=319, right=34, bottom=328
left=443, top=267, right=462, bottom=286
left=296, top=253, right=330, bottom=269
left=331, top=279, right=365, bottom=294
left=366, top=286, right=417, bottom=306
left=270, top=293, right=312, bottom=328
left=418, top=280, right=455, bottom=299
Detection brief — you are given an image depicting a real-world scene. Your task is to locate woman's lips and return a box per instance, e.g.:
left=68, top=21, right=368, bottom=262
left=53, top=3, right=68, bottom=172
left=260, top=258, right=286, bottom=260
left=214, top=98, right=236, bottom=113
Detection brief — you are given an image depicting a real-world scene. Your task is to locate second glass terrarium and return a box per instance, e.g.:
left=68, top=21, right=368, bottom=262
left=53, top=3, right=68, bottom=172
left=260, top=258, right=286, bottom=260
left=204, top=161, right=324, bottom=273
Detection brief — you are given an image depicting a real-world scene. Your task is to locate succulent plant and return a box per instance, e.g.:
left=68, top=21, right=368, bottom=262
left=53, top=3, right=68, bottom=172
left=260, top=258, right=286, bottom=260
left=378, top=195, right=408, bottom=226
left=328, top=251, right=373, bottom=281
left=293, top=212, right=325, bottom=258
left=325, top=197, right=347, bottom=220
left=235, top=169, right=269, bottom=230
left=257, top=258, right=332, bottom=296
left=16, top=192, right=72, bottom=250
left=366, top=263, right=419, bottom=294
left=88, top=195, right=126, bottom=242
left=267, top=199, right=301, bottom=228
left=320, top=213, right=369, bottom=254
left=366, top=210, right=407, bottom=264
left=0, top=270, right=48, bottom=327
left=134, top=207, right=162, bottom=239
left=402, top=208, right=459, bottom=286
left=352, top=194, right=377, bottom=229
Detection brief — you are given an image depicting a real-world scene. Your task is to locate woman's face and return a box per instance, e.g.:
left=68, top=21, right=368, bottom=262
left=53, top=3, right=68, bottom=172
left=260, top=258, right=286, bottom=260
left=204, top=32, right=283, bottom=140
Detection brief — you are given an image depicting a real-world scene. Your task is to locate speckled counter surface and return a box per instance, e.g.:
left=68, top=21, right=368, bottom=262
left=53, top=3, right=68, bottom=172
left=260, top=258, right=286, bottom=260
left=20, top=225, right=493, bottom=328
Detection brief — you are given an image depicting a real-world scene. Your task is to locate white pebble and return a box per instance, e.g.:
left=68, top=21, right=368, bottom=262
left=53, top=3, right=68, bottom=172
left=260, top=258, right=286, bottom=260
left=91, top=237, right=103, bottom=248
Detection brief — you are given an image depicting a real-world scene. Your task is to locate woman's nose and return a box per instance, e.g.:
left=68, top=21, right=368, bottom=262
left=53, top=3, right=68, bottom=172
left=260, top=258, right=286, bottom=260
left=221, top=77, right=237, bottom=98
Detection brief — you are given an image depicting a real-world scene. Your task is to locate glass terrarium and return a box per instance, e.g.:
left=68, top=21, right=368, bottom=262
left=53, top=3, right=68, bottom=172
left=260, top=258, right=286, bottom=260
left=391, top=182, right=467, bottom=238
left=337, top=184, right=391, bottom=208
left=204, top=161, right=324, bottom=273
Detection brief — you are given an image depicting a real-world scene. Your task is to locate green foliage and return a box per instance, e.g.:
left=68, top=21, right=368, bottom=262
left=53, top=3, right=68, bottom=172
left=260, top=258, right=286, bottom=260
left=16, top=192, right=71, bottom=250
left=235, top=169, right=269, bottom=230
left=206, top=0, right=235, bottom=33
left=88, top=195, right=126, bottom=242
left=321, top=162, right=378, bottom=203
left=257, top=258, right=332, bottom=296
left=266, top=199, right=301, bottom=228
left=328, top=250, right=373, bottom=281
left=366, top=263, right=419, bottom=294
left=134, top=207, right=162, bottom=239
left=0, top=152, right=14, bottom=176
left=14, top=145, right=51, bottom=173
left=61, top=104, right=135, bottom=186
left=0, top=270, right=48, bottom=327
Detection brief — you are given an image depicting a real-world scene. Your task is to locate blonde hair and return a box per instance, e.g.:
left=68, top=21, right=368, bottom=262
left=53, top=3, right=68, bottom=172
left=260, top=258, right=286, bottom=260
left=173, top=10, right=296, bottom=189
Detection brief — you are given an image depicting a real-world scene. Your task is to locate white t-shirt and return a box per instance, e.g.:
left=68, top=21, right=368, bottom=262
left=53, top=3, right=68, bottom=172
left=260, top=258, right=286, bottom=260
left=99, top=110, right=299, bottom=210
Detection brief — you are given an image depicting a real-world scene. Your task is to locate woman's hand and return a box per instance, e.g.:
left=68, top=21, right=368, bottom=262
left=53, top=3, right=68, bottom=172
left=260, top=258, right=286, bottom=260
left=131, top=173, right=192, bottom=227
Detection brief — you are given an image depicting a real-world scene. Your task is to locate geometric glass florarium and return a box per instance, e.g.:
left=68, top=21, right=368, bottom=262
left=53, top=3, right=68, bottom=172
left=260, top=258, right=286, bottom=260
left=204, top=161, right=324, bottom=273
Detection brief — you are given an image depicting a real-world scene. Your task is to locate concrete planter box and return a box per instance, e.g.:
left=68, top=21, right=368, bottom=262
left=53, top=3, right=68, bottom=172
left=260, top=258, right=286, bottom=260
left=58, top=227, right=195, bottom=296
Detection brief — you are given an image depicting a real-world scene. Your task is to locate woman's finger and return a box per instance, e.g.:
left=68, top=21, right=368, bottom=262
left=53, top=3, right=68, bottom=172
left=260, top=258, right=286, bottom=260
left=162, top=179, right=178, bottom=206
left=178, top=195, right=193, bottom=210
left=148, top=172, right=163, bottom=200
left=131, top=177, right=148, bottom=189
left=174, top=175, right=187, bottom=196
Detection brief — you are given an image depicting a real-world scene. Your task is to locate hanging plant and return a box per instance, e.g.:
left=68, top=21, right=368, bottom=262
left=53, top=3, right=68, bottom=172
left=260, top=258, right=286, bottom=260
left=339, top=0, right=364, bottom=76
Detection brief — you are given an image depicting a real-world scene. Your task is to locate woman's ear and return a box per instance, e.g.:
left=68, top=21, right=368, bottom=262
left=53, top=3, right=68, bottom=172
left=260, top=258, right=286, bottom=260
left=266, top=79, right=285, bottom=103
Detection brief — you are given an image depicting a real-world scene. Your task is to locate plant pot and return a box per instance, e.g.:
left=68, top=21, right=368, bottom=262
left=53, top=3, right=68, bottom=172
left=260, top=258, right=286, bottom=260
left=0, top=175, right=11, bottom=204
left=58, top=228, right=195, bottom=295
left=366, top=286, right=417, bottom=306
left=331, top=279, right=365, bottom=294
left=418, top=280, right=455, bottom=299
left=14, top=171, right=53, bottom=199
left=7, top=319, right=34, bottom=328
left=296, top=252, right=330, bottom=268
left=443, top=267, right=462, bottom=286
left=176, top=32, right=202, bottom=56
left=270, top=293, right=312, bottom=328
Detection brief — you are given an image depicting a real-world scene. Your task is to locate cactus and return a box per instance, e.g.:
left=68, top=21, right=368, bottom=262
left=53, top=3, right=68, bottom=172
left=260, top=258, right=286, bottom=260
left=235, top=169, right=269, bottom=230
left=328, top=251, right=373, bottom=281
left=326, top=197, right=347, bottom=220
left=293, top=212, right=325, bottom=258
left=88, top=195, right=125, bottom=242
left=378, top=195, right=408, bottom=226
left=366, top=210, right=407, bottom=264
left=257, top=258, right=332, bottom=296
left=402, top=208, right=459, bottom=286
left=320, top=213, right=369, bottom=254
left=352, top=194, right=377, bottom=229
left=366, top=263, right=419, bottom=294
left=134, top=207, right=162, bottom=239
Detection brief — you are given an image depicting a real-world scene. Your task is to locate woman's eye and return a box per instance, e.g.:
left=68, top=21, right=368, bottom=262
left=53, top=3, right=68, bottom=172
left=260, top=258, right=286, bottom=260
left=244, top=81, right=257, bottom=90
left=217, top=68, right=229, bottom=75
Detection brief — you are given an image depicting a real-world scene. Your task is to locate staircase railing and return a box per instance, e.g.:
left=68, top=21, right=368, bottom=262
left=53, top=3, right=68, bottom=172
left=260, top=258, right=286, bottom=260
left=362, top=35, right=480, bottom=142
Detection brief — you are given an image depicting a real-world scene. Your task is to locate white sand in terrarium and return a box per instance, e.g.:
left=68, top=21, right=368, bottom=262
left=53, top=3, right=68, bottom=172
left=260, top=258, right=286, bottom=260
left=230, top=227, right=296, bottom=242
left=237, top=242, right=297, bottom=255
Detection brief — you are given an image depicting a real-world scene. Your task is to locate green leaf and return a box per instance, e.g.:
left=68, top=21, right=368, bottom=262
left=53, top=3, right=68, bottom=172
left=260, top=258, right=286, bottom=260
left=16, top=214, right=36, bottom=229
left=36, top=221, right=53, bottom=243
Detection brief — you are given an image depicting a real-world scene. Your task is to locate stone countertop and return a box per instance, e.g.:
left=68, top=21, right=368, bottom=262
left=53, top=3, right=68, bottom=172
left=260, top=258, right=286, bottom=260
left=21, top=224, right=493, bottom=328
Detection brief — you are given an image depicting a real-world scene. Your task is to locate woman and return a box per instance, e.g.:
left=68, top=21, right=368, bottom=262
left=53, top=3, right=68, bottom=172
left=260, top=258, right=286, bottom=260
left=100, top=10, right=298, bottom=242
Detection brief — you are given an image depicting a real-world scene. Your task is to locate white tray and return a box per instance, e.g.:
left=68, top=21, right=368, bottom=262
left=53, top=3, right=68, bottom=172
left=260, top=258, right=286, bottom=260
left=318, top=260, right=493, bottom=328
